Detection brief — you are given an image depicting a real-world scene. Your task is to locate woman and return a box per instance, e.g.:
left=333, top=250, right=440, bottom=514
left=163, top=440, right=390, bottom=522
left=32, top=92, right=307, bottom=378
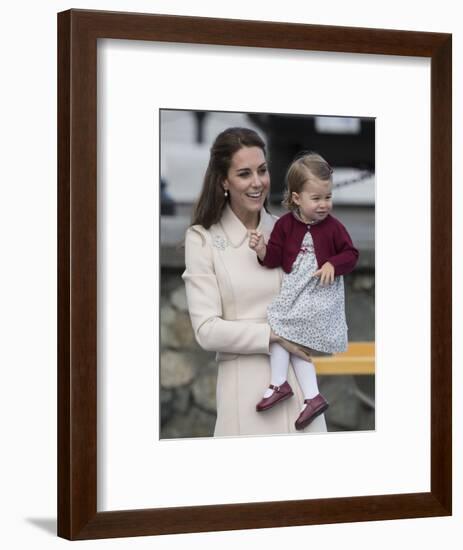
left=182, top=127, right=327, bottom=436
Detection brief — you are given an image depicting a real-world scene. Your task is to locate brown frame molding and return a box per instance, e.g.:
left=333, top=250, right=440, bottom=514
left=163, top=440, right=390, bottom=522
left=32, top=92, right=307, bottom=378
left=57, top=9, right=452, bottom=540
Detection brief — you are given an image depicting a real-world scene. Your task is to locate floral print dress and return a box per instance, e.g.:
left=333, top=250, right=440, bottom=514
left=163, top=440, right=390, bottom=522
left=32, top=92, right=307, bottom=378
left=267, top=228, right=348, bottom=354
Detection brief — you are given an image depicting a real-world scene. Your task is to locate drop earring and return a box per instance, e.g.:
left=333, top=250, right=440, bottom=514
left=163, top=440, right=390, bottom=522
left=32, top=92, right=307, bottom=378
left=224, top=190, right=228, bottom=197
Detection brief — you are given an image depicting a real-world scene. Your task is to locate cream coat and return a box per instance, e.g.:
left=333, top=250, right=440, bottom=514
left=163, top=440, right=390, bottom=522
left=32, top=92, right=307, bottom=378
left=182, top=204, right=327, bottom=437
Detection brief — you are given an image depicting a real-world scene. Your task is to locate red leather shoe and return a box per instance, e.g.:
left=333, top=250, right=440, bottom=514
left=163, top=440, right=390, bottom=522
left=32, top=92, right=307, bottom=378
left=256, top=381, right=294, bottom=412
left=294, top=394, right=329, bottom=430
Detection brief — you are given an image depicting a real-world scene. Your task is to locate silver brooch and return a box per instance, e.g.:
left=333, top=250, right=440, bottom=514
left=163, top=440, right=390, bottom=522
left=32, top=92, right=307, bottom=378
left=212, top=235, right=228, bottom=250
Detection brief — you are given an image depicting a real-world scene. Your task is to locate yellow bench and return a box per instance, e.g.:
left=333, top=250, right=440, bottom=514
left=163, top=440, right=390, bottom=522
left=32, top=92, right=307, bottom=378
left=314, top=342, right=375, bottom=375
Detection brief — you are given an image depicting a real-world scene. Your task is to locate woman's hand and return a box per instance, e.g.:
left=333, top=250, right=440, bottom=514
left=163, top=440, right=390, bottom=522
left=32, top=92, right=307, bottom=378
left=313, top=261, right=335, bottom=286
left=248, top=230, right=267, bottom=261
left=273, top=333, right=313, bottom=362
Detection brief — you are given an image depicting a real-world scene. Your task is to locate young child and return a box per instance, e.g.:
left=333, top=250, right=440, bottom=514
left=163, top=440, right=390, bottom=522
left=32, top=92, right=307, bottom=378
left=249, top=152, right=359, bottom=430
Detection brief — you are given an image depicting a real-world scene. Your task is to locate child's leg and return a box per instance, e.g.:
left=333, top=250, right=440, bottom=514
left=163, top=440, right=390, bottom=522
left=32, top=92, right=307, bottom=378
left=291, top=354, right=329, bottom=430
left=263, top=342, right=290, bottom=397
left=291, top=355, right=320, bottom=406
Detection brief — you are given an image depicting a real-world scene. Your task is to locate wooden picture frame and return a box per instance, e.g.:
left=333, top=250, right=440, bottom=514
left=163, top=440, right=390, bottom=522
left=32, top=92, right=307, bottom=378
left=57, top=9, right=452, bottom=540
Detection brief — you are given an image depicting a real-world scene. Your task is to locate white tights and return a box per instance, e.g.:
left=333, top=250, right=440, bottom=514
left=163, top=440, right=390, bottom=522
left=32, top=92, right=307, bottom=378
left=263, top=343, right=320, bottom=403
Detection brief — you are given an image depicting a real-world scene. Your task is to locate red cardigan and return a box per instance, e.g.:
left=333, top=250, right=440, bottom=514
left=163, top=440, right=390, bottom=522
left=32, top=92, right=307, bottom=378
left=260, top=212, right=359, bottom=276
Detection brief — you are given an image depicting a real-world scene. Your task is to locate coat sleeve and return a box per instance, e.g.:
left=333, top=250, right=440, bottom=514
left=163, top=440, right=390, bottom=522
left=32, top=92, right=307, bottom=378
left=182, top=226, right=271, bottom=354
left=326, top=221, right=359, bottom=276
left=259, top=217, right=285, bottom=268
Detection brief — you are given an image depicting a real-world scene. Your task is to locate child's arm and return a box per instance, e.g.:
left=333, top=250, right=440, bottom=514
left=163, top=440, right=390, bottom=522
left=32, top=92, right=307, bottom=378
left=253, top=217, right=286, bottom=268
left=326, top=222, right=359, bottom=276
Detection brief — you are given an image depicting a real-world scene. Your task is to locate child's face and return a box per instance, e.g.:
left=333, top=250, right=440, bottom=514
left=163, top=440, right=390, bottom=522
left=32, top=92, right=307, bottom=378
left=292, top=178, right=333, bottom=223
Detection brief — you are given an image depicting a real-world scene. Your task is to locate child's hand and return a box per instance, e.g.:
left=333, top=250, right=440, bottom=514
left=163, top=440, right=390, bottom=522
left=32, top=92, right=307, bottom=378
left=248, top=230, right=267, bottom=259
left=313, top=262, right=335, bottom=286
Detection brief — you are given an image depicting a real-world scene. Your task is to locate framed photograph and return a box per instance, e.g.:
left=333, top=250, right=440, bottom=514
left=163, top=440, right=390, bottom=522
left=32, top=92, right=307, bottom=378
left=159, top=107, right=376, bottom=440
left=58, top=9, right=451, bottom=540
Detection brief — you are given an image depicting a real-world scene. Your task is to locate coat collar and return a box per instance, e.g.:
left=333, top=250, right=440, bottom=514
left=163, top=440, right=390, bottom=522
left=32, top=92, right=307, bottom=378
left=219, top=204, right=275, bottom=247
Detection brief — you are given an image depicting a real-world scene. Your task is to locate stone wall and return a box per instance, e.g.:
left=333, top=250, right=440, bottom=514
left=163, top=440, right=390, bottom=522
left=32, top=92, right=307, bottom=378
left=160, top=268, right=375, bottom=439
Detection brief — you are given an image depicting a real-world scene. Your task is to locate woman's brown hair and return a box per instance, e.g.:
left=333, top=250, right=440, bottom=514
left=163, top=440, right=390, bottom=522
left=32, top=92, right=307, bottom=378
left=282, top=152, right=333, bottom=211
left=191, top=127, right=268, bottom=229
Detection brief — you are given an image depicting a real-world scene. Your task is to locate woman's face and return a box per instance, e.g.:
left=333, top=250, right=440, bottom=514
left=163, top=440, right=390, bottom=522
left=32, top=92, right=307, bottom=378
left=223, top=146, right=270, bottom=221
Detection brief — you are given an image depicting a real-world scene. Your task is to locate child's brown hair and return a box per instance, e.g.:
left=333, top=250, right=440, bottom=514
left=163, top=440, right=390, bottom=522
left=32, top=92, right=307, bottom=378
left=282, top=152, right=333, bottom=211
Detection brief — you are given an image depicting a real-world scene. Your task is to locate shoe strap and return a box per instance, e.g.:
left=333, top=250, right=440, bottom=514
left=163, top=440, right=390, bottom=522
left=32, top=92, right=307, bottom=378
left=269, top=384, right=282, bottom=392
left=304, top=395, right=317, bottom=404
left=304, top=394, right=323, bottom=404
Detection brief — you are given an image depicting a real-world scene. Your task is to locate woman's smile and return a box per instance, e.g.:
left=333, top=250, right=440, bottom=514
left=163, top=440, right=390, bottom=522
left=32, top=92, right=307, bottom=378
left=245, top=190, right=264, bottom=199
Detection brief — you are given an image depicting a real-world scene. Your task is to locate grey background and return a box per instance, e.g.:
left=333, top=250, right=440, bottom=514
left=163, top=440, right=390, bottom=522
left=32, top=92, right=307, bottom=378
left=159, top=109, right=375, bottom=438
